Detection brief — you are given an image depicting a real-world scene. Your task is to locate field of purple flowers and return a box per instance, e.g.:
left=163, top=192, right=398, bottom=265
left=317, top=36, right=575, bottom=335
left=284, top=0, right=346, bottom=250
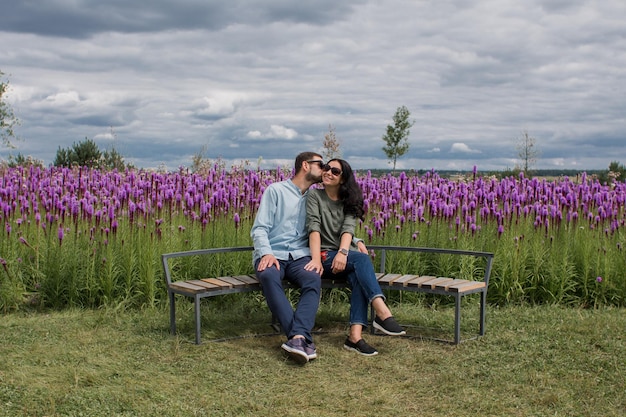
left=1, top=165, right=624, bottom=311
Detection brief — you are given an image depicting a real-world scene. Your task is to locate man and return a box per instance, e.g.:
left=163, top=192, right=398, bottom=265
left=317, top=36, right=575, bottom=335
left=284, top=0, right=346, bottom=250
left=251, top=151, right=326, bottom=364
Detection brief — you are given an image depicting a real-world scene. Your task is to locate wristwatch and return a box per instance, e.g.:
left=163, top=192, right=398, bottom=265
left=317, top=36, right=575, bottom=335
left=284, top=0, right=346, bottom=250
left=339, top=248, right=349, bottom=256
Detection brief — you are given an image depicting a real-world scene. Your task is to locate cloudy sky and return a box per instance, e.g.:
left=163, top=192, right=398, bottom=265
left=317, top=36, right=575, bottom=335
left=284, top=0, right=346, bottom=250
left=1, top=0, right=625, bottom=171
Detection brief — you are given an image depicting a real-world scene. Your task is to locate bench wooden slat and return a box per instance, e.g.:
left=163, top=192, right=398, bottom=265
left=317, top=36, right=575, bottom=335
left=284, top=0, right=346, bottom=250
left=201, top=278, right=233, bottom=288
left=391, top=274, right=420, bottom=286
left=423, top=277, right=454, bottom=289
left=188, top=280, right=220, bottom=290
left=448, top=281, right=486, bottom=293
left=438, top=279, right=469, bottom=290
left=215, top=276, right=250, bottom=287
left=232, top=274, right=260, bottom=285
left=377, top=273, right=404, bottom=285
left=406, top=275, right=437, bottom=287
left=170, top=281, right=207, bottom=293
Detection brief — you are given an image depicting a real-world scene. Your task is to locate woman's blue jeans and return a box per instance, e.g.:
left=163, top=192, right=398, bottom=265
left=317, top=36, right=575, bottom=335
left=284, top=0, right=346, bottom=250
left=322, top=250, right=385, bottom=327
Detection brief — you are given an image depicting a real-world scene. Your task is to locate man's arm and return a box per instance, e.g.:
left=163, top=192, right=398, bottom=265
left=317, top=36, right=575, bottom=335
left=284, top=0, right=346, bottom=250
left=251, top=186, right=280, bottom=270
left=250, top=187, right=276, bottom=257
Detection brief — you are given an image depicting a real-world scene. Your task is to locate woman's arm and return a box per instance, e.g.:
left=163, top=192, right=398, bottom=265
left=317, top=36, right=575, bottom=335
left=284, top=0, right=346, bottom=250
left=309, top=231, right=323, bottom=264
left=330, top=231, right=354, bottom=274
left=305, top=191, right=324, bottom=275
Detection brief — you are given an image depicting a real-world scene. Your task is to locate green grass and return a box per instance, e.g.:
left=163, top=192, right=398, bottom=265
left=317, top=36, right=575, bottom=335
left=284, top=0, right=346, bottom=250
left=1, top=301, right=624, bottom=417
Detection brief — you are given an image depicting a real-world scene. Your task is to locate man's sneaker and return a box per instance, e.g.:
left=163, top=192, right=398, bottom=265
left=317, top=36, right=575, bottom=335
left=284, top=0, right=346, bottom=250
left=281, top=338, right=309, bottom=364
left=304, top=341, right=317, bottom=360
left=373, top=316, right=406, bottom=336
left=343, top=338, right=378, bottom=356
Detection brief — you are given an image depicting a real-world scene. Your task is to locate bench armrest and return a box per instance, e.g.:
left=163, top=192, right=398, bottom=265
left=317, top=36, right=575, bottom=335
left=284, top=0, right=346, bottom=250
left=161, top=246, right=254, bottom=286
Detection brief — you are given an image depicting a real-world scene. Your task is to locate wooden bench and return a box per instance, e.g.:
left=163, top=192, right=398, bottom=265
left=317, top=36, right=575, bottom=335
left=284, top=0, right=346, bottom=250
left=161, top=245, right=494, bottom=345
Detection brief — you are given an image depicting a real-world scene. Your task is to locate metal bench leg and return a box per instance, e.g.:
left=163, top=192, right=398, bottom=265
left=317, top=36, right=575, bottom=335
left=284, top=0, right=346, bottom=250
left=169, top=290, right=177, bottom=335
left=454, top=294, right=461, bottom=344
left=194, top=295, right=202, bottom=345
left=479, top=290, right=486, bottom=336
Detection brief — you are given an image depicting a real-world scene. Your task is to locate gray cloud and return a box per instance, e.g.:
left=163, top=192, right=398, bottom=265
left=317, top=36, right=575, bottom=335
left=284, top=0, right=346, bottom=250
left=1, top=0, right=364, bottom=38
left=1, top=0, right=625, bottom=171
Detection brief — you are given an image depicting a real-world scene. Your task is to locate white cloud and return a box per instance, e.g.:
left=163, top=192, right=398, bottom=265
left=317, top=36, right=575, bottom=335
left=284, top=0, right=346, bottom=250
left=450, top=143, right=481, bottom=154
left=93, top=132, right=116, bottom=141
left=269, top=125, right=298, bottom=140
left=247, top=125, right=298, bottom=140
left=43, top=91, right=81, bottom=106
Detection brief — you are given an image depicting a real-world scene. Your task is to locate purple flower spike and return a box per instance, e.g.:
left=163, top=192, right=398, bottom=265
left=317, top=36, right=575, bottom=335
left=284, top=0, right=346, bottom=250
left=596, top=276, right=602, bottom=283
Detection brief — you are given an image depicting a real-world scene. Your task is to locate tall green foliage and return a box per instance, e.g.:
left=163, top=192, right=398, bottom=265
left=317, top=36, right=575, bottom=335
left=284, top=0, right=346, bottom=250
left=1, top=166, right=625, bottom=310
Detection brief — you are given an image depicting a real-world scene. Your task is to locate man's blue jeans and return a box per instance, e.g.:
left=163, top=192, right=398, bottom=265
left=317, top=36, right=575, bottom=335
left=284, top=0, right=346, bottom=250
left=322, top=250, right=385, bottom=327
left=255, top=256, right=321, bottom=343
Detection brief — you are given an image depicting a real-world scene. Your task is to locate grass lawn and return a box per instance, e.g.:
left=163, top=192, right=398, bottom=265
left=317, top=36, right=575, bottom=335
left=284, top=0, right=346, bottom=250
left=1, top=301, right=624, bottom=416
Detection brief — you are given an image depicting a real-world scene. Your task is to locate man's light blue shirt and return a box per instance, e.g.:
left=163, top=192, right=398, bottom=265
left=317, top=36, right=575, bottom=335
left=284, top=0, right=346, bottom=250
left=251, top=179, right=311, bottom=264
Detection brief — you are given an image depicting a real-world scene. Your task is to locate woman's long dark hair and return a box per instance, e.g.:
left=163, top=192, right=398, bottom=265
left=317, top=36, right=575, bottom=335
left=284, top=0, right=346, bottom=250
left=329, top=158, right=365, bottom=221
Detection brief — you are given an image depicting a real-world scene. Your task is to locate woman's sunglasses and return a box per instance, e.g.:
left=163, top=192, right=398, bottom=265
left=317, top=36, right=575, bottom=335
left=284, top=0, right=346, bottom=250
left=322, top=164, right=342, bottom=176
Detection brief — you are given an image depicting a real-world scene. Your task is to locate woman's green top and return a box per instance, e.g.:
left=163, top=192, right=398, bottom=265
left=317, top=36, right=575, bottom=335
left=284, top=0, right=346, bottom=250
left=305, top=188, right=358, bottom=251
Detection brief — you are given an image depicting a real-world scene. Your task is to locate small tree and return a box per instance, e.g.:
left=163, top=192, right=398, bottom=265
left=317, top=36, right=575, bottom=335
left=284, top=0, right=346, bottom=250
left=102, top=147, right=127, bottom=171
left=54, top=138, right=102, bottom=168
left=598, top=160, right=626, bottom=185
left=7, top=153, right=44, bottom=168
left=321, top=124, right=341, bottom=161
left=55, top=137, right=128, bottom=170
left=1, top=70, right=20, bottom=149
left=191, top=144, right=212, bottom=174
left=382, top=105, right=413, bottom=173
left=515, top=130, right=540, bottom=177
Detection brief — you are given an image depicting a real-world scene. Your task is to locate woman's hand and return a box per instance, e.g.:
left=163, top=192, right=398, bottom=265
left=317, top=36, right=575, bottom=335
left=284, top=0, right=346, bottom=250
left=331, top=252, right=347, bottom=274
left=305, top=259, right=323, bottom=275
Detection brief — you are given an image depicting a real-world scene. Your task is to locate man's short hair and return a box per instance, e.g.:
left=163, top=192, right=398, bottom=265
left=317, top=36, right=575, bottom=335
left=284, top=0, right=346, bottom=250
left=294, top=151, right=322, bottom=174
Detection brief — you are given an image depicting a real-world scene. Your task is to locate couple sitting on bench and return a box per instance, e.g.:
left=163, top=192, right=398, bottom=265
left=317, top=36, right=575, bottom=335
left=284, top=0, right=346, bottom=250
left=251, top=152, right=405, bottom=365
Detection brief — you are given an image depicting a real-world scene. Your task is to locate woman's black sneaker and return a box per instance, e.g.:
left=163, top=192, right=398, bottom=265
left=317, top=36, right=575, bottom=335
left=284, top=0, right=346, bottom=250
left=373, top=316, right=406, bottom=336
left=343, top=338, right=378, bottom=356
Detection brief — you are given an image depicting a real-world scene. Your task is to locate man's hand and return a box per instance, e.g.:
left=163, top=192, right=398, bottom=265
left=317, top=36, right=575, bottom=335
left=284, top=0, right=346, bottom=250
left=256, top=254, right=279, bottom=271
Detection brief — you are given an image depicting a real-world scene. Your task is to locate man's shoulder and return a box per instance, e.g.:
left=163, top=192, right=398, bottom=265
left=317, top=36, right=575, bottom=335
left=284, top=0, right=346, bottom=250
left=266, top=179, right=291, bottom=190
left=263, top=180, right=287, bottom=194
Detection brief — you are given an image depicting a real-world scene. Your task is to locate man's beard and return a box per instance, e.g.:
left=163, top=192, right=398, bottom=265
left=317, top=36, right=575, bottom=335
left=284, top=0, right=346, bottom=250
left=306, top=172, right=322, bottom=183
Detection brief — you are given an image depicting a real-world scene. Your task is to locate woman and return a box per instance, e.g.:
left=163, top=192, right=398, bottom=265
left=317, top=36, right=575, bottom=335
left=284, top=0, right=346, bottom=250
left=306, top=158, right=405, bottom=356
